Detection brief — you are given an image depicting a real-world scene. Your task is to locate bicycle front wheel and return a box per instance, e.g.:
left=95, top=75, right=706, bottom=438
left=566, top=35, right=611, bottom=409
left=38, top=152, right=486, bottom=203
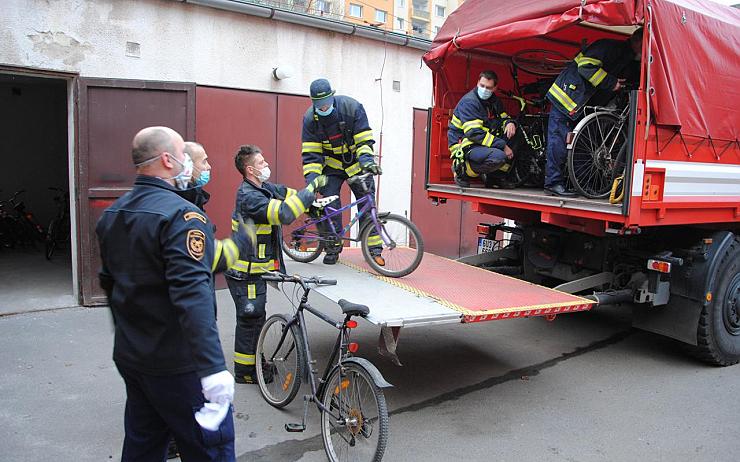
left=321, top=363, right=389, bottom=462
left=360, top=214, right=423, bottom=278
left=44, top=219, right=58, bottom=260
left=567, top=113, right=627, bottom=199
left=255, top=314, right=304, bottom=408
left=281, top=218, right=324, bottom=263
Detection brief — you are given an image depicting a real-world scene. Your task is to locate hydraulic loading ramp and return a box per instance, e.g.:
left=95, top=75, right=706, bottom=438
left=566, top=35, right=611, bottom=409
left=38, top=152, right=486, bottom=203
left=284, top=248, right=594, bottom=363
left=285, top=248, right=594, bottom=325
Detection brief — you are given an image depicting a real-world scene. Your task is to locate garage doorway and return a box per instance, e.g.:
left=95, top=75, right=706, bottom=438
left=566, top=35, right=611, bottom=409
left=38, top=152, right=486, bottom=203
left=0, top=72, right=75, bottom=314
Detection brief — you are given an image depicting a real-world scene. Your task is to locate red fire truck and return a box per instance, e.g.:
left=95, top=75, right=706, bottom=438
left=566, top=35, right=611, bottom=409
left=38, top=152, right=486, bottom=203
left=422, top=0, right=740, bottom=365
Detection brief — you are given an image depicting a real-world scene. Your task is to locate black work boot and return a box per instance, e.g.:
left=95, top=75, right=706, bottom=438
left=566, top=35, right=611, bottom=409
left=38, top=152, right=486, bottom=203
left=323, top=252, right=339, bottom=265
left=452, top=163, right=470, bottom=188
left=544, top=184, right=577, bottom=197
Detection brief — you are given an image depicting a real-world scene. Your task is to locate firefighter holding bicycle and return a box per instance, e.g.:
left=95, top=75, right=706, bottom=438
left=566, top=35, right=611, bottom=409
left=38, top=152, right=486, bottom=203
left=300, top=78, right=384, bottom=266
left=225, top=144, right=326, bottom=384
left=544, top=27, right=643, bottom=197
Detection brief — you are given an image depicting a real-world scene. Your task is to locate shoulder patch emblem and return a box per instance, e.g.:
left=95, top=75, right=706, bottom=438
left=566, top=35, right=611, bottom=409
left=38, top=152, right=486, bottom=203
left=187, top=230, right=206, bottom=260
left=184, top=211, right=207, bottom=223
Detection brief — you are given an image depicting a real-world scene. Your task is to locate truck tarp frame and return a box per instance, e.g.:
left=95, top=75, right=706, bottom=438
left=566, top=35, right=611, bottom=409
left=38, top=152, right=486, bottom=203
left=424, top=0, right=740, bottom=142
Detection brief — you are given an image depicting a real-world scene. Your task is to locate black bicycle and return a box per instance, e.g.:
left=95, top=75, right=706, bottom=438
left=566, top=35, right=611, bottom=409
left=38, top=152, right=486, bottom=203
left=45, top=187, right=70, bottom=260
left=256, top=272, right=391, bottom=462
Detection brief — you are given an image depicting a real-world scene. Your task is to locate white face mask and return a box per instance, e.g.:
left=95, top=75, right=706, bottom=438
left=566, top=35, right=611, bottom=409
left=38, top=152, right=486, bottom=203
left=253, top=165, right=271, bottom=182
left=477, top=86, right=493, bottom=100
left=167, top=153, right=194, bottom=190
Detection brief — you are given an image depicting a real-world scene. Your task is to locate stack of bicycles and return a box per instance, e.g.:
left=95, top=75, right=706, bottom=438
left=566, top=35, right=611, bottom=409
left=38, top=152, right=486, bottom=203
left=256, top=272, right=391, bottom=462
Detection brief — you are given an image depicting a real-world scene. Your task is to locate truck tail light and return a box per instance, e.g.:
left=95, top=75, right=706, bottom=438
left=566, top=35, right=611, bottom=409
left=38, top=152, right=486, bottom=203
left=477, top=224, right=491, bottom=235
left=647, top=259, right=671, bottom=273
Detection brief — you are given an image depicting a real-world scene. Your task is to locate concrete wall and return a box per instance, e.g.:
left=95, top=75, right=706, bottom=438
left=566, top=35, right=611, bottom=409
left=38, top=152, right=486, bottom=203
left=0, top=0, right=433, bottom=217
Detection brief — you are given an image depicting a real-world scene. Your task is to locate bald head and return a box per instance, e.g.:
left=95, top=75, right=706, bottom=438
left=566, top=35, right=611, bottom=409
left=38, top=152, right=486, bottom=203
left=131, top=126, right=181, bottom=167
left=184, top=142, right=206, bottom=164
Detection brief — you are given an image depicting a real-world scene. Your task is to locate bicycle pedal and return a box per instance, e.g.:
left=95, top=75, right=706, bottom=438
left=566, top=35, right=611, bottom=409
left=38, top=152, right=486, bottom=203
left=285, top=423, right=306, bottom=432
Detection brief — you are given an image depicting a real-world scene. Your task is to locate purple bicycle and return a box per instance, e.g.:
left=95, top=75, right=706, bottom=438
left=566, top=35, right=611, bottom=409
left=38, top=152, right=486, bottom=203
left=281, top=172, right=424, bottom=278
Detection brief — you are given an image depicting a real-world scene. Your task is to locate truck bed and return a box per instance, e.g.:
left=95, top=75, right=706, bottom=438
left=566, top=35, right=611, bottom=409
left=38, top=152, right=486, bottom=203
left=427, top=184, right=624, bottom=216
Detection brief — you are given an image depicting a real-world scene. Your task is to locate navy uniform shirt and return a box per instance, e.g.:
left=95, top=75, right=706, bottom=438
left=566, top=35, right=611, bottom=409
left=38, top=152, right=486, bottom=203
left=96, top=175, right=225, bottom=378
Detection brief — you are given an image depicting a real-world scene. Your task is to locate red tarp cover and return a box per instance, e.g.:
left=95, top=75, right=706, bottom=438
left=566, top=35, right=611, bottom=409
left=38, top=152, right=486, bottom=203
left=425, top=0, right=740, bottom=141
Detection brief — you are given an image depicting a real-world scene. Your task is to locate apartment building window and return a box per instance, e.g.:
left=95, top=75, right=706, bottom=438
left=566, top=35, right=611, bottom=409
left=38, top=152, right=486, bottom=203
left=399, top=0, right=405, bottom=6
left=375, top=9, right=387, bottom=23
left=435, top=5, right=446, bottom=17
left=434, top=26, right=441, bottom=35
left=349, top=3, right=362, bottom=17
left=315, top=0, right=330, bottom=14
left=412, top=22, right=425, bottom=34
left=396, top=17, right=405, bottom=29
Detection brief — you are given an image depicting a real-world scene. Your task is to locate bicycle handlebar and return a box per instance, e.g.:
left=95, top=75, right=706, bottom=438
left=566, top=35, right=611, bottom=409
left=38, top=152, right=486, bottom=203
left=261, top=271, right=338, bottom=287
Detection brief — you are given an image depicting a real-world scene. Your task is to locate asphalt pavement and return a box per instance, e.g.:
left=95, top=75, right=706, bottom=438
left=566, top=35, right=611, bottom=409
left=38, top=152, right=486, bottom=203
left=1, top=287, right=738, bottom=462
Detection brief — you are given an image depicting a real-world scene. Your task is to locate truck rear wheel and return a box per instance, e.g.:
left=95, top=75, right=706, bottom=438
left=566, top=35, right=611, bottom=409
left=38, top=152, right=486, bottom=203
left=693, top=237, right=740, bottom=366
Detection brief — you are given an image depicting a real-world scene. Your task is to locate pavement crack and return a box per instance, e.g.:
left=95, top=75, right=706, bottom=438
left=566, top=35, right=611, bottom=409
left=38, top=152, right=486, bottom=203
left=236, top=330, right=632, bottom=461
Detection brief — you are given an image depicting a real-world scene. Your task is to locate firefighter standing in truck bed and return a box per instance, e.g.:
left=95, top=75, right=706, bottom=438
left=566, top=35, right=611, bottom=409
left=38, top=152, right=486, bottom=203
left=544, top=27, right=643, bottom=197
left=300, top=78, right=384, bottom=266
left=448, top=70, right=517, bottom=188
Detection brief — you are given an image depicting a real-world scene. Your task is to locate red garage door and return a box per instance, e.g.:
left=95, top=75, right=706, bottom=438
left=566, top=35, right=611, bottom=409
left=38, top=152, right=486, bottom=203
left=77, top=79, right=195, bottom=305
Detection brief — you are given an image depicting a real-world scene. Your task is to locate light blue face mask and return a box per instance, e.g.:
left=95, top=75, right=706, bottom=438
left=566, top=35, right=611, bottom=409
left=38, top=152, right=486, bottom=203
left=477, top=86, right=493, bottom=100
left=194, top=170, right=210, bottom=187
left=316, top=105, right=334, bottom=117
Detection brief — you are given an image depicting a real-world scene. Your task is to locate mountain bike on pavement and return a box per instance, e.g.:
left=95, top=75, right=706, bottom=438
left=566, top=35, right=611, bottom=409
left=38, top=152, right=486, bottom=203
left=256, top=271, right=391, bottom=462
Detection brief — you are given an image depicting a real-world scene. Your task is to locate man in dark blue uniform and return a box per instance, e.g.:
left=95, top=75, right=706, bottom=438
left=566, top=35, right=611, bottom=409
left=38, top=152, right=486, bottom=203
left=300, top=78, right=384, bottom=265
left=544, top=28, right=643, bottom=197
left=226, top=144, right=326, bottom=384
left=448, top=70, right=517, bottom=188
left=97, top=126, right=247, bottom=461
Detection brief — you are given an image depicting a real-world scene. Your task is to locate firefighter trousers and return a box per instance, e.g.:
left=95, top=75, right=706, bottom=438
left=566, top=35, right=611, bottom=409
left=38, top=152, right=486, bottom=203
left=226, top=276, right=267, bottom=379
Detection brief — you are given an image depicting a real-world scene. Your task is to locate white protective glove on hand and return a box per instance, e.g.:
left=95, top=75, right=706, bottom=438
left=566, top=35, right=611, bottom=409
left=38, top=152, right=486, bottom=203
left=195, top=370, right=234, bottom=431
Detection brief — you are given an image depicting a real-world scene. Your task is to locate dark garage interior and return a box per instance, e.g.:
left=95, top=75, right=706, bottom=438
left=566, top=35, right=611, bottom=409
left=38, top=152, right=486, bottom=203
left=0, top=73, right=74, bottom=314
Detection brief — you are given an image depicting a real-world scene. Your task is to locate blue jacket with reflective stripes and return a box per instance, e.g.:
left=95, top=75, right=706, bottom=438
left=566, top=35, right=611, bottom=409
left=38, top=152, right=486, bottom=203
left=301, top=95, right=375, bottom=183
left=225, top=178, right=315, bottom=280
left=547, top=38, right=639, bottom=120
left=447, top=88, right=512, bottom=153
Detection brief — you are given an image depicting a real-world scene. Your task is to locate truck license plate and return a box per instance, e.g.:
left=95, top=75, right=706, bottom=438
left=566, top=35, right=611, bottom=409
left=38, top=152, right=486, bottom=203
left=477, top=237, right=496, bottom=254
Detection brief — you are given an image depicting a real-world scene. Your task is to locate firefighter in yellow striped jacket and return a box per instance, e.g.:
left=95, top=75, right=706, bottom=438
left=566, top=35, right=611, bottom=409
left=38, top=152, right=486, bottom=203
left=301, top=78, right=383, bottom=266
left=447, top=70, right=517, bottom=188
left=544, top=28, right=642, bottom=197
left=225, top=144, right=326, bottom=384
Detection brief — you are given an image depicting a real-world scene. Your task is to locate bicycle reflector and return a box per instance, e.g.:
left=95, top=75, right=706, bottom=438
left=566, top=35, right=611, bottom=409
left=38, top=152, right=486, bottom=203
left=647, top=259, right=671, bottom=273
left=346, top=320, right=358, bottom=329
left=348, top=342, right=359, bottom=353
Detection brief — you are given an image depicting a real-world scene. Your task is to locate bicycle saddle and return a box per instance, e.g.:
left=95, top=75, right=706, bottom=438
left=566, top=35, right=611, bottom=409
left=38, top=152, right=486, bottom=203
left=312, top=195, right=339, bottom=208
left=338, top=299, right=370, bottom=317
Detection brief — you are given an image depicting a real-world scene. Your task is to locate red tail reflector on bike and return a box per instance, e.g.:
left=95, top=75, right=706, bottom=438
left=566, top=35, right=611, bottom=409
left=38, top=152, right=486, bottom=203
left=348, top=342, right=359, bottom=353
left=346, top=320, right=358, bottom=329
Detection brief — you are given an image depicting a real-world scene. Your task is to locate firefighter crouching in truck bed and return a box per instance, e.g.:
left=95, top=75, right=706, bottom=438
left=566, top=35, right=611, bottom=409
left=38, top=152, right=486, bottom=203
left=448, top=70, right=517, bottom=189
left=96, top=126, right=259, bottom=461
left=544, top=27, right=643, bottom=197
left=225, top=144, right=327, bottom=385
left=300, top=78, right=385, bottom=266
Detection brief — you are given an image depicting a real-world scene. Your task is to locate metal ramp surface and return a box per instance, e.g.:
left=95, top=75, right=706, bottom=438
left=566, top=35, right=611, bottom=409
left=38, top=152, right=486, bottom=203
left=284, top=248, right=594, bottom=327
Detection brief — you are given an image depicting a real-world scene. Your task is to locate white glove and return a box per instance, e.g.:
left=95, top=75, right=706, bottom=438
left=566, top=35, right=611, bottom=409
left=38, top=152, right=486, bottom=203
left=195, top=370, right=234, bottom=431
left=201, top=370, right=234, bottom=404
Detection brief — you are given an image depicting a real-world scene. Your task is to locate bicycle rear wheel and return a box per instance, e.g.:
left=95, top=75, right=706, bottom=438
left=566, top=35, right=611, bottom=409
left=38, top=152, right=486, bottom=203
left=321, top=362, right=389, bottom=462
left=45, top=219, right=58, bottom=260
left=360, top=214, right=423, bottom=278
left=567, top=113, right=627, bottom=199
left=281, top=218, right=325, bottom=263
left=256, top=314, right=304, bottom=408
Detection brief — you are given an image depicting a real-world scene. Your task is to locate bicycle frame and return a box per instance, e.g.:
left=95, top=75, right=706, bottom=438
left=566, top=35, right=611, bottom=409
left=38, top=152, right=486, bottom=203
left=268, top=288, right=354, bottom=420
left=290, top=183, right=393, bottom=248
